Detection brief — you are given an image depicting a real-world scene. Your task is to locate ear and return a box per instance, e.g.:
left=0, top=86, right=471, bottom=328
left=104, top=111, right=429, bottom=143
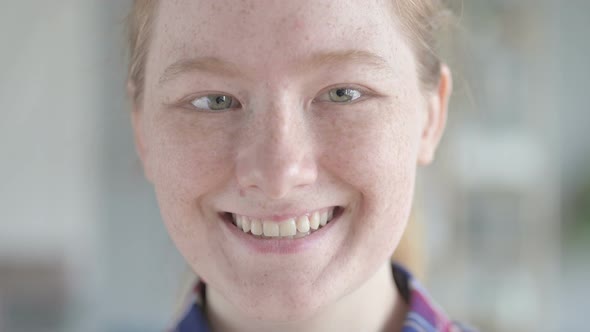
left=417, top=64, right=453, bottom=166
left=127, top=81, right=153, bottom=182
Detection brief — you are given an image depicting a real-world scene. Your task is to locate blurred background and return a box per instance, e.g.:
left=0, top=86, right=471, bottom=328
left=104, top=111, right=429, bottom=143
left=0, top=1, right=587, bottom=331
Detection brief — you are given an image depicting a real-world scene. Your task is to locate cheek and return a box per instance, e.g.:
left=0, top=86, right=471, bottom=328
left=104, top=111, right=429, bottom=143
left=316, top=100, right=422, bottom=253
left=146, top=112, right=235, bottom=194
left=144, top=112, right=237, bottom=266
left=317, top=101, right=421, bottom=200
left=144, top=112, right=233, bottom=232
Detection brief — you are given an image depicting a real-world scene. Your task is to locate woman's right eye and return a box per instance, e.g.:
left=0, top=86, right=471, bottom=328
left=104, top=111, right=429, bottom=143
left=190, top=94, right=241, bottom=112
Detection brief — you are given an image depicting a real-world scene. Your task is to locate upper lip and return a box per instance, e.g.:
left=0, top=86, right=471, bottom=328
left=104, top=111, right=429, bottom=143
left=226, top=206, right=338, bottom=222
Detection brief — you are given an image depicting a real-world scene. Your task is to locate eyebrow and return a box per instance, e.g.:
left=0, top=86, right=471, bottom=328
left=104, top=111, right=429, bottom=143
left=158, top=49, right=391, bottom=86
left=300, top=49, right=391, bottom=73
left=158, top=56, right=244, bottom=85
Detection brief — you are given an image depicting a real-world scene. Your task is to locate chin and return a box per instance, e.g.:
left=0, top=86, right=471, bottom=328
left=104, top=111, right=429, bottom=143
left=229, top=283, right=331, bottom=323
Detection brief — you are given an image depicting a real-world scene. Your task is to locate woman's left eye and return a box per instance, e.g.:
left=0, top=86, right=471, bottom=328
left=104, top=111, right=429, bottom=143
left=316, top=87, right=363, bottom=103
left=190, top=94, right=241, bottom=112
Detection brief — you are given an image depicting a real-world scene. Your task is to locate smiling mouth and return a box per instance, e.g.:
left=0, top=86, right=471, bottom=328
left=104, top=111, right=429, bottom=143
left=221, top=206, right=343, bottom=239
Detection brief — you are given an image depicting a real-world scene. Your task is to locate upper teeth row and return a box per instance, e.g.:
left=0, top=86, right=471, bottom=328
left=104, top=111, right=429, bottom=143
left=232, top=208, right=335, bottom=238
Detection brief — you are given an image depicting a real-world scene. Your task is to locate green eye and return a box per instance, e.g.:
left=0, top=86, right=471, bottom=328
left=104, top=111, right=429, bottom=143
left=191, top=94, right=238, bottom=111
left=327, top=88, right=362, bottom=103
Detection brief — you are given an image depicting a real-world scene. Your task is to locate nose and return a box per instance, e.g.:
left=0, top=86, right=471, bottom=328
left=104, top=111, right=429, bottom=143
left=235, top=99, right=317, bottom=199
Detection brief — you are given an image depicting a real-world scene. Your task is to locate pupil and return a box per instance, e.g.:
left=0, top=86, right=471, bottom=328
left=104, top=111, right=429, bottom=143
left=336, top=89, right=346, bottom=97
left=215, top=96, right=226, bottom=104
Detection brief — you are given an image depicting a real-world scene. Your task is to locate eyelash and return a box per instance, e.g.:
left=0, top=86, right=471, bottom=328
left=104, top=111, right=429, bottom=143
left=181, top=85, right=373, bottom=112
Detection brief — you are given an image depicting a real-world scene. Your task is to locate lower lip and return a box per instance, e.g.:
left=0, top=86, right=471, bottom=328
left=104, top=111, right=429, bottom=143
left=219, top=208, right=342, bottom=255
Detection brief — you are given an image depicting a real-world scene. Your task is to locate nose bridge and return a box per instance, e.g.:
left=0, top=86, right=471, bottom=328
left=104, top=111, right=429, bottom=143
left=260, top=98, right=298, bottom=151
left=236, top=93, right=317, bottom=199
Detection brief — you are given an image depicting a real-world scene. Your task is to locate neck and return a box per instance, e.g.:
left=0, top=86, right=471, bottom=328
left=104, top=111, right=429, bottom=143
left=207, top=262, right=408, bottom=332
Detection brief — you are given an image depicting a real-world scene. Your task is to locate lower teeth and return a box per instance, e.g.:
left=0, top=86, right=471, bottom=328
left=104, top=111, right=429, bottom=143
left=233, top=225, right=316, bottom=239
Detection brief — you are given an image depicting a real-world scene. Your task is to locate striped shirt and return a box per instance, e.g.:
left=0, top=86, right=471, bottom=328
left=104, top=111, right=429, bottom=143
left=173, top=263, right=476, bottom=332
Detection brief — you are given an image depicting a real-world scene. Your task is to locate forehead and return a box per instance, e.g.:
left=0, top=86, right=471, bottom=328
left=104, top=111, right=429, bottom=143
left=150, top=0, right=410, bottom=74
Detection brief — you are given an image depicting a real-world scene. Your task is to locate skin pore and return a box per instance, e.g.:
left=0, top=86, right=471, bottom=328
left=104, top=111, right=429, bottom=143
left=129, top=0, right=452, bottom=331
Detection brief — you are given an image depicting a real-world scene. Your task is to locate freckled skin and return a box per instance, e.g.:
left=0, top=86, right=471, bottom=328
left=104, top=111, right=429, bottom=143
left=132, top=0, right=449, bottom=329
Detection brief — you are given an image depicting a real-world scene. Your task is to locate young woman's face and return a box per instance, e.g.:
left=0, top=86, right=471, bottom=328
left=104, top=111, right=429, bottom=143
left=133, top=0, right=446, bottom=321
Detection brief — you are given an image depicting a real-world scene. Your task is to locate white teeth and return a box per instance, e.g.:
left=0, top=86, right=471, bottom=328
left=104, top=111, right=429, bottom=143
left=241, top=217, right=251, bottom=233
left=236, top=215, right=242, bottom=228
left=310, top=211, right=320, bottom=230
left=296, top=215, right=310, bottom=233
left=263, top=221, right=280, bottom=237
left=230, top=207, right=337, bottom=239
left=320, top=210, right=328, bottom=226
left=279, top=219, right=297, bottom=236
left=294, top=231, right=310, bottom=238
left=251, top=219, right=263, bottom=236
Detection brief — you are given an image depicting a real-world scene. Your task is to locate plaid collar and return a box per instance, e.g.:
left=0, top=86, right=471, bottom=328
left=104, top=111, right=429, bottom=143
left=173, top=263, right=476, bottom=332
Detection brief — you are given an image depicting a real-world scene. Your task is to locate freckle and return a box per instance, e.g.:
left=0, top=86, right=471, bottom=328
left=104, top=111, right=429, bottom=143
left=293, top=19, right=304, bottom=30
left=239, top=189, right=246, bottom=197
